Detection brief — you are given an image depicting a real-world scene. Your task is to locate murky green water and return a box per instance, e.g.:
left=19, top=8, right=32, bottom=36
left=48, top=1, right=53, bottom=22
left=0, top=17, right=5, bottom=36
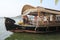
left=5, top=33, right=60, bottom=40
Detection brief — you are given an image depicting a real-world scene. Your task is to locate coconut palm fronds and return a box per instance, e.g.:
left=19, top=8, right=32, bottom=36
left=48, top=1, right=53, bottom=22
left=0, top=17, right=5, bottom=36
left=40, top=0, right=43, bottom=3
left=40, top=0, right=59, bottom=5
left=55, top=0, right=59, bottom=5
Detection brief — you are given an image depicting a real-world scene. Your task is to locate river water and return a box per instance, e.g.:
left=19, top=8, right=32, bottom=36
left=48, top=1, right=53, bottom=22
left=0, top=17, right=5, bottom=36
left=0, top=17, right=13, bottom=40
left=0, top=16, right=33, bottom=40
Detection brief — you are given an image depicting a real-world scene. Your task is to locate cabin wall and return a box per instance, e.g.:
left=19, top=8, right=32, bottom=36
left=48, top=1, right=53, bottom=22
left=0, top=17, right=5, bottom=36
left=38, top=13, right=57, bottom=26
left=50, top=15, right=53, bottom=21
left=56, top=15, right=60, bottom=21
left=24, top=11, right=60, bottom=26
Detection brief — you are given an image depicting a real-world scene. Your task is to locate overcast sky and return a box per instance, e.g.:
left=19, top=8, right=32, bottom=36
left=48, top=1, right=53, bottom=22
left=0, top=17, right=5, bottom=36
left=0, top=0, right=60, bottom=17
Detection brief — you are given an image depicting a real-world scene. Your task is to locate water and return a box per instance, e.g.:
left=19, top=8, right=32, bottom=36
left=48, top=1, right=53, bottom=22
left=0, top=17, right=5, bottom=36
left=0, top=16, right=35, bottom=40
left=0, top=17, right=13, bottom=40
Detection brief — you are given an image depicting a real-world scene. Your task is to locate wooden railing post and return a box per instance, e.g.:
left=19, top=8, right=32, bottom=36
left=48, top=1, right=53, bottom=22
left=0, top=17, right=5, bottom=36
left=37, top=7, right=40, bottom=17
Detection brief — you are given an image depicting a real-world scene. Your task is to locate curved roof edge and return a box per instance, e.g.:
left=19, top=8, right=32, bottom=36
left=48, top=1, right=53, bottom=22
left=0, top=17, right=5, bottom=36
left=21, top=5, right=60, bottom=15
left=21, top=5, right=36, bottom=14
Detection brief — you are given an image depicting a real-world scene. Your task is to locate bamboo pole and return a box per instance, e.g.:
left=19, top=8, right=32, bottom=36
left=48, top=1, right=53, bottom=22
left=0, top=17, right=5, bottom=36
left=37, top=7, right=40, bottom=17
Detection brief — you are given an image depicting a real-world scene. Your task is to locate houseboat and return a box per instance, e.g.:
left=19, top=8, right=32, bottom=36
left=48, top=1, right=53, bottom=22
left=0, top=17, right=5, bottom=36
left=5, top=5, right=60, bottom=33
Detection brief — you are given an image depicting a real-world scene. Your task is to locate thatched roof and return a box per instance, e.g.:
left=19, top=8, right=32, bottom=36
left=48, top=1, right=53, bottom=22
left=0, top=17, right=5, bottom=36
left=21, top=5, right=60, bottom=16
left=22, top=5, right=35, bottom=14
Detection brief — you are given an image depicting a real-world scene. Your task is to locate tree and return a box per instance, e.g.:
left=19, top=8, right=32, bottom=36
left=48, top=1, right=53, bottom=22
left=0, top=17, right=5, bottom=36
left=40, top=0, right=59, bottom=5
left=55, top=0, right=59, bottom=5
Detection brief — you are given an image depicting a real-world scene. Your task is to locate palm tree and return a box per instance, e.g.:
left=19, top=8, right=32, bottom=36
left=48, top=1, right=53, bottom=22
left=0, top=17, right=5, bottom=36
left=40, top=0, right=59, bottom=5
left=55, top=0, right=59, bottom=5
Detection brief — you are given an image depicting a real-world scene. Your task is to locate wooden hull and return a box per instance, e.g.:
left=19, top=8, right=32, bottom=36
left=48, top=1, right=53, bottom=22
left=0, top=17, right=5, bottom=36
left=6, top=25, right=60, bottom=33
left=5, top=17, right=60, bottom=33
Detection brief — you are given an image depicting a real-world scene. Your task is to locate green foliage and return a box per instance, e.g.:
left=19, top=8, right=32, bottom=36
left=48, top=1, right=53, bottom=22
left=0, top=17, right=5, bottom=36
left=55, top=0, right=59, bottom=5
left=40, top=0, right=59, bottom=5
left=40, top=0, right=43, bottom=3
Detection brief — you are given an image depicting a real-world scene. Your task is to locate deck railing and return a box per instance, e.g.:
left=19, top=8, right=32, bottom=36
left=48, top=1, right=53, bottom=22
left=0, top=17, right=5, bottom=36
left=39, top=21, right=60, bottom=27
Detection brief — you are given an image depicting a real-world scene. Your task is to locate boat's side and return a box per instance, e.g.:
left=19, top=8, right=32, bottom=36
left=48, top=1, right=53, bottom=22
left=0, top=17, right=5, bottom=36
left=8, top=26, right=60, bottom=33
left=5, top=17, right=60, bottom=33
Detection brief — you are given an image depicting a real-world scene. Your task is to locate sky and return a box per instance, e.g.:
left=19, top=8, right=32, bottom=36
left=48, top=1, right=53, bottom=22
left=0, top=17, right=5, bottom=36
left=0, top=0, right=60, bottom=17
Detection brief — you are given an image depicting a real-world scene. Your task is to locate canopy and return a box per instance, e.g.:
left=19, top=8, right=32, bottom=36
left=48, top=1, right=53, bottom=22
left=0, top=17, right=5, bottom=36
left=21, top=5, right=60, bottom=16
